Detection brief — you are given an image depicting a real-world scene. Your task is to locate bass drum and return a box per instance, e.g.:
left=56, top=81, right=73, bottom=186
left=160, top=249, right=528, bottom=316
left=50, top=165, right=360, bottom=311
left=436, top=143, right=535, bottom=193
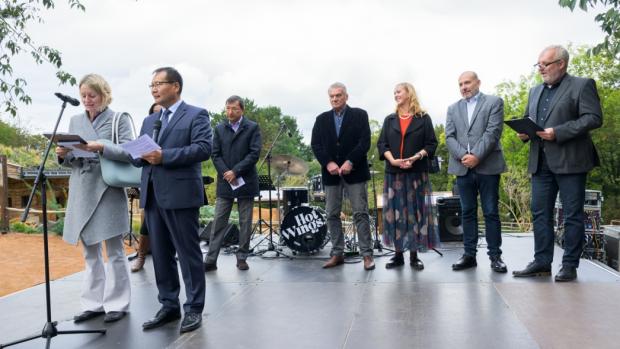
left=280, top=206, right=327, bottom=253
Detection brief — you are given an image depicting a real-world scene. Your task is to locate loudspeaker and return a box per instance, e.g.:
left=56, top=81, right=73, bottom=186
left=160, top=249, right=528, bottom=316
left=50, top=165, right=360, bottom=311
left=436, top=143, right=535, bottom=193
left=199, top=221, right=239, bottom=247
left=436, top=196, right=463, bottom=242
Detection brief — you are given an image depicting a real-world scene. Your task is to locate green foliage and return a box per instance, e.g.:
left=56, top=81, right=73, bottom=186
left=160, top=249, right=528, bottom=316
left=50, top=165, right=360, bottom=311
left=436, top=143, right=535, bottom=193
left=199, top=205, right=239, bottom=226
left=0, top=0, right=84, bottom=117
left=559, top=0, right=620, bottom=58
left=0, top=143, right=62, bottom=168
left=10, top=220, right=38, bottom=233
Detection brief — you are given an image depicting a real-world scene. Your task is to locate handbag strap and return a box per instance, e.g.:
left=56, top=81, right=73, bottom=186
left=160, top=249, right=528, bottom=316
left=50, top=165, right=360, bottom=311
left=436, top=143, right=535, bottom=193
left=111, top=112, right=137, bottom=144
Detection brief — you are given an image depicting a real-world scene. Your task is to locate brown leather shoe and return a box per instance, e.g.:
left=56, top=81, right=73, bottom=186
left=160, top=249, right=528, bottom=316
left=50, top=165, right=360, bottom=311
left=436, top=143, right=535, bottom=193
left=131, top=235, right=150, bottom=272
left=322, top=255, right=344, bottom=269
left=236, top=259, right=249, bottom=271
left=363, top=256, right=375, bottom=270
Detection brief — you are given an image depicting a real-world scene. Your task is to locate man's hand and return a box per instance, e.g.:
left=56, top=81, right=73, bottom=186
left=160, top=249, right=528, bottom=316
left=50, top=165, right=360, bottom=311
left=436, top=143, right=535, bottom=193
left=517, top=133, right=530, bottom=141
left=461, top=154, right=480, bottom=169
left=326, top=161, right=340, bottom=175
left=339, top=161, right=353, bottom=176
left=536, top=127, right=556, bottom=141
left=141, top=149, right=163, bottom=165
left=223, top=170, right=236, bottom=183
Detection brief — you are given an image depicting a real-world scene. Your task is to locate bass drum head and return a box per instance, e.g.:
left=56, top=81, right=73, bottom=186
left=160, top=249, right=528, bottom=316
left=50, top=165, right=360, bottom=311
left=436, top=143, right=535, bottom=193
left=280, top=206, right=327, bottom=253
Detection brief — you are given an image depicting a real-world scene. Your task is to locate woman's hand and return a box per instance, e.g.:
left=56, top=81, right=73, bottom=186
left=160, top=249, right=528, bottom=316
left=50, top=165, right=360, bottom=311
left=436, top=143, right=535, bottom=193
left=74, top=141, right=104, bottom=154
left=390, top=158, right=404, bottom=167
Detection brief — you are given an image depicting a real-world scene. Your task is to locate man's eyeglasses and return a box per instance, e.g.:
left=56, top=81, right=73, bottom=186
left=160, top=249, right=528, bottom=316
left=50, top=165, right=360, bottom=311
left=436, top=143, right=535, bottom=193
left=148, top=81, right=174, bottom=89
left=533, top=59, right=561, bottom=69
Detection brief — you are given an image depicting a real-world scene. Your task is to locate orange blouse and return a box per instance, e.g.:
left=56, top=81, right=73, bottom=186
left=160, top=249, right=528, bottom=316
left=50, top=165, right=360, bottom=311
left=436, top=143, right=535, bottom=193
left=399, top=115, right=412, bottom=158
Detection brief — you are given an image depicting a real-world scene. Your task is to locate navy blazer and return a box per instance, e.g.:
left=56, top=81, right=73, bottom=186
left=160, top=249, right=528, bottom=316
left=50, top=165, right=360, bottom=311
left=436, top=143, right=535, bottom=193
left=523, top=74, right=602, bottom=174
left=376, top=113, right=437, bottom=173
left=136, top=101, right=213, bottom=209
left=311, top=105, right=371, bottom=185
left=212, top=117, right=261, bottom=199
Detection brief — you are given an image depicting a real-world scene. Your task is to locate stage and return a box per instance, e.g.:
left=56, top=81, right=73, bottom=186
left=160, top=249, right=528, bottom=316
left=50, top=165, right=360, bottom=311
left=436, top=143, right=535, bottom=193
left=1, top=234, right=620, bottom=349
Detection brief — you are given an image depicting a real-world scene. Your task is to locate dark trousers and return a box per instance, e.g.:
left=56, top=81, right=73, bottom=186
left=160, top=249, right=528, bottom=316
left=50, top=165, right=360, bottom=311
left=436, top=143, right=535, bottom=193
left=205, top=197, right=254, bottom=264
left=456, top=170, right=502, bottom=258
left=531, top=158, right=586, bottom=267
left=145, top=184, right=205, bottom=314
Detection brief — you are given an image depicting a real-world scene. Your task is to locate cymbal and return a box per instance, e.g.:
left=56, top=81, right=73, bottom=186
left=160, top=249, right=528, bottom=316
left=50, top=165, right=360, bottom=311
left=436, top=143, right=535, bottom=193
left=271, top=154, right=308, bottom=175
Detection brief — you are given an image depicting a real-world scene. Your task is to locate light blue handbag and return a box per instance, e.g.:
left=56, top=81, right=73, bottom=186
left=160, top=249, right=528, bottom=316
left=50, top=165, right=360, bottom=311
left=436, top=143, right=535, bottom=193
left=99, top=112, right=141, bottom=188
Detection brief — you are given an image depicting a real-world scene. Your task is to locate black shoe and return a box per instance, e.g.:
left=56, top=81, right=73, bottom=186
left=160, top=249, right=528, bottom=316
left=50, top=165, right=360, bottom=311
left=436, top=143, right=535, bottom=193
left=410, top=251, right=424, bottom=270
left=386, top=253, right=404, bottom=269
left=74, top=310, right=105, bottom=323
left=142, top=307, right=182, bottom=330
left=554, top=266, right=577, bottom=282
left=452, top=255, right=477, bottom=271
left=180, top=312, right=202, bottom=333
left=104, top=311, right=126, bottom=323
left=512, top=261, right=551, bottom=277
left=490, top=256, right=508, bottom=273
left=236, top=259, right=249, bottom=271
left=204, top=263, right=218, bottom=272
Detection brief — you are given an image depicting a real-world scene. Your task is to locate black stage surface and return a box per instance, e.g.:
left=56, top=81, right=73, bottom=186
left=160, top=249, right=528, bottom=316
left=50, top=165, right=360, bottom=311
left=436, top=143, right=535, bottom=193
left=2, top=234, right=620, bottom=349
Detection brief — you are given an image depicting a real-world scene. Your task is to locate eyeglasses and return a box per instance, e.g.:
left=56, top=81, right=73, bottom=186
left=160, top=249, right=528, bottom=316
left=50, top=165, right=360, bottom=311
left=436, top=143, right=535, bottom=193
left=533, top=59, right=561, bottom=69
left=148, top=81, right=174, bottom=89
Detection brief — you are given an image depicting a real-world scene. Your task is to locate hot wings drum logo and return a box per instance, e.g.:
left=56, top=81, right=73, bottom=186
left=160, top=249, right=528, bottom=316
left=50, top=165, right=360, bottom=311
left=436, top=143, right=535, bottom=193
left=280, top=206, right=327, bottom=253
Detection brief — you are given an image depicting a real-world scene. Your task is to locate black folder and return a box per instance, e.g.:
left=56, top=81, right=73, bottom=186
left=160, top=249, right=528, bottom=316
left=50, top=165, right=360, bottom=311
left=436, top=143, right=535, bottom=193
left=43, top=133, right=87, bottom=144
left=504, top=118, right=544, bottom=139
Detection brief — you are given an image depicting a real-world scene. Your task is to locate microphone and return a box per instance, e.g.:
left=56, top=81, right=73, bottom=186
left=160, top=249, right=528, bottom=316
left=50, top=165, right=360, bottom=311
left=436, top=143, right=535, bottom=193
left=54, top=92, right=80, bottom=106
left=152, top=120, right=162, bottom=143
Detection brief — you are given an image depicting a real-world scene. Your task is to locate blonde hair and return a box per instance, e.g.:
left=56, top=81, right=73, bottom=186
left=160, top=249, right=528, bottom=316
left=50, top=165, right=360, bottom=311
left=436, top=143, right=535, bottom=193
left=79, top=74, right=113, bottom=109
left=394, top=82, right=425, bottom=116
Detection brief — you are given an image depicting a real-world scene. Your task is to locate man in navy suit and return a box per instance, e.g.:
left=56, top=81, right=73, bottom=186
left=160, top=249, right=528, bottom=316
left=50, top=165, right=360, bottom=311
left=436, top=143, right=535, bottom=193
left=138, top=67, right=212, bottom=333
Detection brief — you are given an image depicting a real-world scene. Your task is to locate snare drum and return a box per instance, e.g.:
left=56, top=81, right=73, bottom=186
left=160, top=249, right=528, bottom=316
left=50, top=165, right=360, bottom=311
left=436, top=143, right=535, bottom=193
left=281, top=187, right=309, bottom=215
left=280, top=206, right=327, bottom=253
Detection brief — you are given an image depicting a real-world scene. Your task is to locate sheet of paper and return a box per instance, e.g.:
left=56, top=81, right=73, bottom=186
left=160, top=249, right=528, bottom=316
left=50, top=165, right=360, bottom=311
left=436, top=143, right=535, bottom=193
left=230, top=176, right=245, bottom=190
left=59, top=141, right=97, bottom=158
left=119, top=134, right=162, bottom=159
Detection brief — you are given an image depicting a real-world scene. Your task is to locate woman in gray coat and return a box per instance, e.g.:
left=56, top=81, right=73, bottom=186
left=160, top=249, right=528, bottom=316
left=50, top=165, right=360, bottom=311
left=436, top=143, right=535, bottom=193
left=56, top=74, right=133, bottom=323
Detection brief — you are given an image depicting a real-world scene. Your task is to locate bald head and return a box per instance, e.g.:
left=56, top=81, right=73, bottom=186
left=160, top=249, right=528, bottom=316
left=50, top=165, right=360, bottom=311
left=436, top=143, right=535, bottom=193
left=458, top=71, right=481, bottom=100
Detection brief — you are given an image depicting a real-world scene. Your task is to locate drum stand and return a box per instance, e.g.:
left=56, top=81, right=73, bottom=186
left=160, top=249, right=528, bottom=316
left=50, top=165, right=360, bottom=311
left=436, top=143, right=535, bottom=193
left=251, top=124, right=291, bottom=258
left=125, top=188, right=140, bottom=261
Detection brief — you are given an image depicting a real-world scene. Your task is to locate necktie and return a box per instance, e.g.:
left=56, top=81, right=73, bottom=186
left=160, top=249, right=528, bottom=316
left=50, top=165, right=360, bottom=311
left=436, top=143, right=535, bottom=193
left=161, top=109, right=172, bottom=132
left=335, top=115, right=342, bottom=136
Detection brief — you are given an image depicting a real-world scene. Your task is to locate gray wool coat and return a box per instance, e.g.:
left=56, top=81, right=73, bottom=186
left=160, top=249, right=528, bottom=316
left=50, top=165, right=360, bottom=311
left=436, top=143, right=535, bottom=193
left=60, top=108, right=134, bottom=246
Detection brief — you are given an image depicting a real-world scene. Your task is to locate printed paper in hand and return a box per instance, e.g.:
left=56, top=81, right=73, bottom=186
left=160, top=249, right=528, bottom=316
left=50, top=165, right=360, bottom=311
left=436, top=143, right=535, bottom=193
left=230, top=176, right=246, bottom=190
left=120, top=134, right=162, bottom=159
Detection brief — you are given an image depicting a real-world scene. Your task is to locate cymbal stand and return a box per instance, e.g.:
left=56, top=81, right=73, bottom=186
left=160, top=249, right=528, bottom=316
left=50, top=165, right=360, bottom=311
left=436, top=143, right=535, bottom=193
left=252, top=124, right=290, bottom=258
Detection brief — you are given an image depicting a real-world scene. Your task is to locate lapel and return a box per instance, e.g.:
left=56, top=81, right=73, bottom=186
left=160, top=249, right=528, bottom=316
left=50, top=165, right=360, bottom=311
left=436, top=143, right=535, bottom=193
left=159, top=101, right=187, bottom=144
left=528, top=84, right=544, bottom=123
left=389, top=113, right=401, bottom=134
left=77, top=110, right=110, bottom=140
left=458, top=100, right=469, bottom=129
left=468, top=93, right=485, bottom=131
left=326, top=109, right=338, bottom=141
left=336, top=105, right=350, bottom=140
left=543, top=74, right=571, bottom=125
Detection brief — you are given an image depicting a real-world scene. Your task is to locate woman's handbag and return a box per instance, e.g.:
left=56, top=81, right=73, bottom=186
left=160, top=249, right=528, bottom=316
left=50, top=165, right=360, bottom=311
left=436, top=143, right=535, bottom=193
left=427, top=156, right=440, bottom=173
left=99, top=112, right=142, bottom=188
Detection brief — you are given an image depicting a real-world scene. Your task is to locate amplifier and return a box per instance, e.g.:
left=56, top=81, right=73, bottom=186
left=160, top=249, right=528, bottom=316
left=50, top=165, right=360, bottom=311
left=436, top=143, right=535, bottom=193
left=603, top=225, right=620, bottom=271
left=436, top=196, right=463, bottom=242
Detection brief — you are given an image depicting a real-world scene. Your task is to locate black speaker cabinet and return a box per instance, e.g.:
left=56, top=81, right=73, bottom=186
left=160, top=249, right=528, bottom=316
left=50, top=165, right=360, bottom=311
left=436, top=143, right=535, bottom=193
left=436, top=196, right=463, bottom=242
left=199, top=221, right=239, bottom=247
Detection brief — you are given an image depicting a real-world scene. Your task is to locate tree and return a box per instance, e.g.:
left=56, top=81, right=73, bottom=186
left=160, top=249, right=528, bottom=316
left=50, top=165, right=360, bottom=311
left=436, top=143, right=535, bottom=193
left=559, top=0, right=620, bottom=57
left=0, top=0, right=84, bottom=116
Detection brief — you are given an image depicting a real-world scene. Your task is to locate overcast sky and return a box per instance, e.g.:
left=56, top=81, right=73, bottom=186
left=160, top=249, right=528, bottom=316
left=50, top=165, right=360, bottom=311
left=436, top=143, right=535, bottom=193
left=6, top=0, right=604, bottom=142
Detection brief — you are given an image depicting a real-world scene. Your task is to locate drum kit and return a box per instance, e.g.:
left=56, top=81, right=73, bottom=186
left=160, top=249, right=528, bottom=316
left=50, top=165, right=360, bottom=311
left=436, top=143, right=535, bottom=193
left=253, top=154, right=329, bottom=255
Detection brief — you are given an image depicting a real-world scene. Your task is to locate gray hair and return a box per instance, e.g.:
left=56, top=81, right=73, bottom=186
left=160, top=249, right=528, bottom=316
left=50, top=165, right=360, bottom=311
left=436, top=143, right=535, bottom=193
left=544, top=45, right=570, bottom=64
left=328, top=82, right=347, bottom=94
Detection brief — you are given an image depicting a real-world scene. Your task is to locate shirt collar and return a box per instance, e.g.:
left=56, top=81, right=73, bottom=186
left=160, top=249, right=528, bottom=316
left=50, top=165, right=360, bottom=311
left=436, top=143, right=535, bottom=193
left=333, top=105, right=347, bottom=118
left=546, top=74, right=566, bottom=89
left=465, top=92, right=480, bottom=104
left=229, top=116, right=244, bottom=127
left=162, top=99, right=183, bottom=117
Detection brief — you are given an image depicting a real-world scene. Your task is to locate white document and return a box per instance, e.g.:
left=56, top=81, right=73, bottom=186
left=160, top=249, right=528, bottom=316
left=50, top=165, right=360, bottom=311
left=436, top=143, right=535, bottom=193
left=119, top=134, right=162, bottom=159
left=230, top=176, right=246, bottom=190
left=59, top=141, right=97, bottom=158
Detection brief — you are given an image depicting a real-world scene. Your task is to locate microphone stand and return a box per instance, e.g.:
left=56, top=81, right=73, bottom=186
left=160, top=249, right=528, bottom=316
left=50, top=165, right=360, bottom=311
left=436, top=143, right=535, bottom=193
left=368, top=163, right=388, bottom=252
left=252, top=124, right=290, bottom=258
left=1, top=100, right=106, bottom=348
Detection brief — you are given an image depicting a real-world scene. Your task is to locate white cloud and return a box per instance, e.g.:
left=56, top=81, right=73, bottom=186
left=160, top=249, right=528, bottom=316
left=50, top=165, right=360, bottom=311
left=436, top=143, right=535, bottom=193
left=6, top=0, right=604, bottom=143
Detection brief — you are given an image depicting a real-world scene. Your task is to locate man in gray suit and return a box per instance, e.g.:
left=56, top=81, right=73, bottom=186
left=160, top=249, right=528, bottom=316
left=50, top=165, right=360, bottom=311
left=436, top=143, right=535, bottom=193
left=513, top=45, right=602, bottom=282
left=205, top=95, right=261, bottom=272
left=445, top=71, right=507, bottom=272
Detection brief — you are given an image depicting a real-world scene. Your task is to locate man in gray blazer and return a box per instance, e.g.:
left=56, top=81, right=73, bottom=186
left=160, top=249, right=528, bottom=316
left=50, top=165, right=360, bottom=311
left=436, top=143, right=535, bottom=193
left=445, top=71, right=507, bottom=272
left=513, top=45, right=602, bottom=282
left=205, top=95, right=261, bottom=272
